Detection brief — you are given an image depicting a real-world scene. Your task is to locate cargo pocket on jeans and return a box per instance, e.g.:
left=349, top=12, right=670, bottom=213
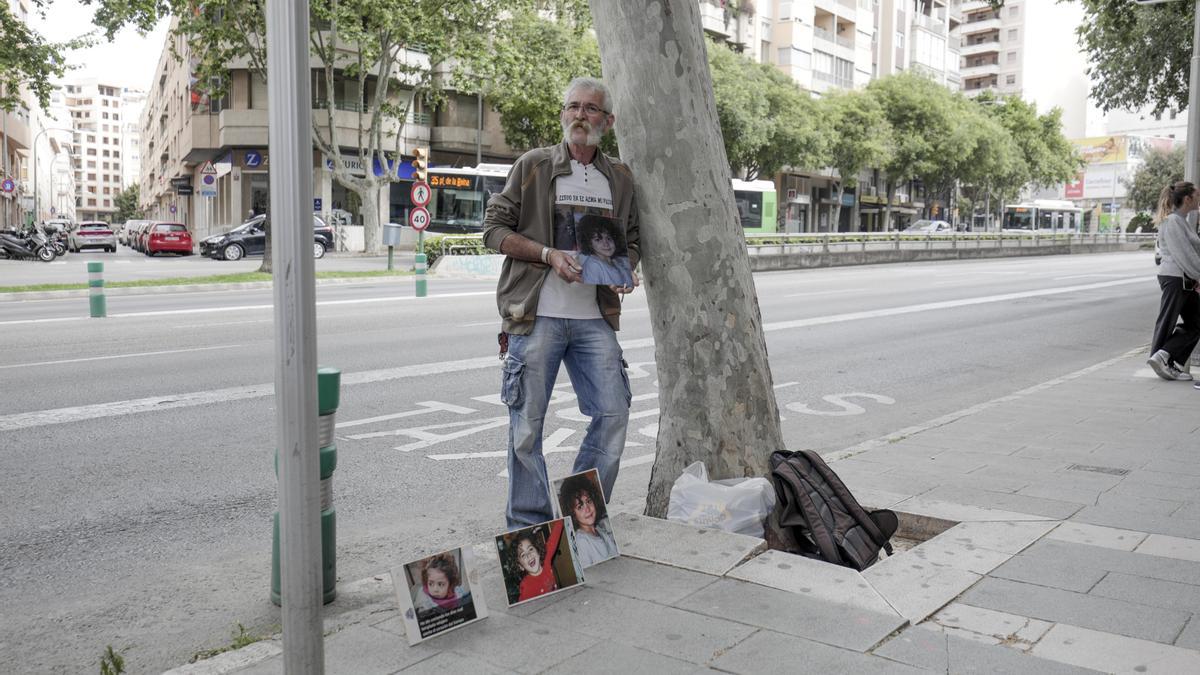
left=619, top=357, right=632, bottom=407
left=500, top=356, right=525, bottom=408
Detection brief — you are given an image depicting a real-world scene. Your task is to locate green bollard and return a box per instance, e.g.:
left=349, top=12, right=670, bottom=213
left=87, top=261, right=106, bottom=318
left=272, top=367, right=340, bottom=606
left=414, top=252, right=427, bottom=297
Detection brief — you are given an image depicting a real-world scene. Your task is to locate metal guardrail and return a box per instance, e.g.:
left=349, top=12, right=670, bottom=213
left=743, top=231, right=1153, bottom=254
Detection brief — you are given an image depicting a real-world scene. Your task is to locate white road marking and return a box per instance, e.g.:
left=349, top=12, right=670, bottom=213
left=786, top=392, right=896, bottom=416
left=782, top=287, right=872, bottom=298
left=0, top=290, right=495, bottom=326
left=430, top=428, right=577, bottom=461
left=176, top=319, right=271, bottom=329
left=0, top=344, right=242, bottom=370
left=0, top=278, right=1148, bottom=431
left=336, top=401, right=476, bottom=429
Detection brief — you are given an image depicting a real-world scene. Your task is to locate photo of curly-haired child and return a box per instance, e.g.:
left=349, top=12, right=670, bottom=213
left=552, top=468, right=620, bottom=568
left=393, top=546, right=487, bottom=645
left=495, top=517, right=585, bottom=607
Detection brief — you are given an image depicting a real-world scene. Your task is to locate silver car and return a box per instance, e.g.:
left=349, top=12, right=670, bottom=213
left=120, top=219, right=153, bottom=246
left=68, top=221, right=117, bottom=253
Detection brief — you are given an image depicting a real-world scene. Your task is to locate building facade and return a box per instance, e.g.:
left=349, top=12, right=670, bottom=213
left=61, top=78, right=143, bottom=221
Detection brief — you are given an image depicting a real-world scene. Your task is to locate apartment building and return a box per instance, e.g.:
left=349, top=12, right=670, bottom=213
left=875, top=1, right=963, bottom=88
left=61, top=79, right=143, bottom=221
left=958, top=0, right=1088, bottom=137
left=139, top=21, right=517, bottom=242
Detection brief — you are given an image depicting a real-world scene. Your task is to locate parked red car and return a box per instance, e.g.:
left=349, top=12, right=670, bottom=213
left=145, top=222, right=194, bottom=256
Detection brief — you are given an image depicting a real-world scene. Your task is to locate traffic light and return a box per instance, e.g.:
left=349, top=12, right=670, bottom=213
left=412, top=148, right=428, bottom=183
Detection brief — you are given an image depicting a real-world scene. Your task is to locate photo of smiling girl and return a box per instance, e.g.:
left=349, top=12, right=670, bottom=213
left=495, top=518, right=585, bottom=606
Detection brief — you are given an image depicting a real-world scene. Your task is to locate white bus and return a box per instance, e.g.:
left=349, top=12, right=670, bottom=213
left=427, top=163, right=780, bottom=234
left=1002, top=199, right=1084, bottom=233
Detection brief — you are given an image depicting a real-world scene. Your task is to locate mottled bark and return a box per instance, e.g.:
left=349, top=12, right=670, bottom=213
left=590, top=0, right=786, bottom=517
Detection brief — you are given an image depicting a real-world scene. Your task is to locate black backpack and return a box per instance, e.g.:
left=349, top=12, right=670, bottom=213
left=768, top=450, right=899, bottom=571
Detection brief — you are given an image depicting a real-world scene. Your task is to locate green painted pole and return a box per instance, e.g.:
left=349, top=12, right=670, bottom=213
left=87, top=261, right=106, bottom=318
left=387, top=245, right=394, bottom=271
left=414, top=230, right=427, bottom=297
left=272, top=366, right=340, bottom=606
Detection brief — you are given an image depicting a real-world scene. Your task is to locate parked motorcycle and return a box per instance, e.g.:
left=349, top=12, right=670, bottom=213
left=43, top=226, right=68, bottom=257
left=0, top=228, right=57, bottom=262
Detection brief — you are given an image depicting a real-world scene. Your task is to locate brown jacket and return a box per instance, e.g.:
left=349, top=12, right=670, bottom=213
left=483, top=142, right=641, bottom=335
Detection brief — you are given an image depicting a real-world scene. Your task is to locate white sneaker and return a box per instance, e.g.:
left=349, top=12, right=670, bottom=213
left=1149, top=350, right=1192, bottom=380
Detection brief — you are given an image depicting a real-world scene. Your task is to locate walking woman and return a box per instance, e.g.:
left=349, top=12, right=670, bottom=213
left=1148, top=181, right=1200, bottom=381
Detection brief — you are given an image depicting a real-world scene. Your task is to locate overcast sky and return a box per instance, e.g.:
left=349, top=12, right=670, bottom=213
left=31, top=0, right=169, bottom=92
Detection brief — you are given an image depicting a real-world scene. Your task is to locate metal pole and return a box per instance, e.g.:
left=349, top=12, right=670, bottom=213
left=1187, top=0, right=1200, bottom=183
left=3, top=111, right=9, bottom=229
left=476, top=91, right=483, bottom=167
left=266, top=0, right=324, bottom=671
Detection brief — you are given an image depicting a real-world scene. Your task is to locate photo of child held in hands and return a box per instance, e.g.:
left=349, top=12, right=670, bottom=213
left=576, top=213, right=634, bottom=289
left=496, top=517, right=585, bottom=606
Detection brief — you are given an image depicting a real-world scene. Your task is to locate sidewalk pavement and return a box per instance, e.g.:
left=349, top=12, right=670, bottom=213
left=168, top=347, right=1200, bottom=674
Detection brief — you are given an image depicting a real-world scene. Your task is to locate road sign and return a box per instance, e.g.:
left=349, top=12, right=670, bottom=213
left=314, top=198, right=323, bottom=211
left=199, top=160, right=217, bottom=176
left=410, top=181, right=431, bottom=207
left=409, top=206, right=430, bottom=232
left=245, top=150, right=263, bottom=168
left=200, top=174, right=217, bottom=198
left=1, top=178, right=14, bottom=193
left=170, top=204, right=178, bottom=214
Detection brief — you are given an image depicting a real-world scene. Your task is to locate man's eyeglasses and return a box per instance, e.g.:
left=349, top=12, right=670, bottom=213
left=563, top=102, right=609, bottom=116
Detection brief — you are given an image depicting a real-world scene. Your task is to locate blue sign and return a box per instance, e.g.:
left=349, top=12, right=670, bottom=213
left=314, top=198, right=323, bottom=211
left=1, top=178, right=13, bottom=193
left=245, top=150, right=263, bottom=168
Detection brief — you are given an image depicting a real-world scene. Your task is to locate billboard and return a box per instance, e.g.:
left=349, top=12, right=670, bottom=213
left=1073, top=136, right=1126, bottom=164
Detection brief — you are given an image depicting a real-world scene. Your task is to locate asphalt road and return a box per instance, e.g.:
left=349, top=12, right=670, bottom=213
left=0, top=251, right=1157, bottom=673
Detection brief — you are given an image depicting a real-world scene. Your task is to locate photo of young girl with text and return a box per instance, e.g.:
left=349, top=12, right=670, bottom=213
left=393, top=547, right=487, bottom=645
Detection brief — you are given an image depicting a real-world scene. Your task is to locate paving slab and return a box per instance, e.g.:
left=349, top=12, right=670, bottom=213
left=1089, top=572, right=1200, bottom=614
left=958, top=577, right=1190, bottom=644
left=920, top=485, right=1083, bottom=519
left=936, top=520, right=1057, bottom=554
left=529, top=586, right=755, bottom=665
left=1176, top=616, right=1200, bottom=650
left=1094, top=492, right=1185, bottom=517
left=895, top=536, right=1010, bottom=575
left=930, top=602, right=1052, bottom=651
left=164, top=642, right=282, bottom=675
left=849, top=487, right=914, bottom=510
left=674, top=578, right=906, bottom=652
left=1072, top=505, right=1200, bottom=539
left=1122, top=470, right=1200, bottom=490
left=308, top=623, right=438, bottom=675
left=987, top=553, right=1107, bottom=593
left=1031, top=623, right=1200, bottom=674
left=862, top=550, right=981, bottom=623
left=710, top=629, right=928, bottom=675
left=547, top=641, right=707, bottom=674
left=890, top=495, right=1053, bottom=524
left=426, top=609, right=598, bottom=674
left=396, top=651, right=515, bottom=674
left=580, top=556, right=718, bottom=605
left=725, top=549, right=899, bottom=617
left=873, top=624, right=1100, bottom=675
left=1136, top=533, right=1200, bottom=563
left=1017, top=538, right=1200, bottom=586
left=1046, top=521, right=1148, bottom=551
left=610, top=513, right=766, bottom=576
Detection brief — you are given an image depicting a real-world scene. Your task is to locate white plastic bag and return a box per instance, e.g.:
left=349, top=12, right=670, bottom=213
left=666, top=461, right=776, bottom=538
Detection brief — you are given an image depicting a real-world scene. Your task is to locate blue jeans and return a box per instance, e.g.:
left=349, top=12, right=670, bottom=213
left=502, top=318, right=631, bottom=528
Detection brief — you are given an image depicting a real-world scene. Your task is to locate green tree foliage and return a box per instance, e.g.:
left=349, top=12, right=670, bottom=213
left=1071, top=0, right=1193, bottom=115
left=818, top=89, right=890, bottom=227
left=708, top=39, right=825, bottom=180
left=468, top=7, right=603, bottom=152
left=113, top=184, right=142, bottom=222
left=1126, top=145, right=1185, bottom=213
left=0, top=1, right=88, bottom=112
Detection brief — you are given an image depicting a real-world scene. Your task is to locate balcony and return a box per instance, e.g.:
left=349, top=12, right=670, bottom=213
left=813, top=70, right=854, bottom=89
left=914, top=14, right=946, bottom=35
left=699, top=0, right=731, bottom=40
left=961, top=16, right=1000, bottom=34
left=959, top=61, right=999, bottom=78
left=960, top=38, right=1001, bottom=58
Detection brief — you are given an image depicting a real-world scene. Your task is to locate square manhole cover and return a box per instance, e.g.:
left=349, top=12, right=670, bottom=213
left=1067, top=464, right=1130, bottom=476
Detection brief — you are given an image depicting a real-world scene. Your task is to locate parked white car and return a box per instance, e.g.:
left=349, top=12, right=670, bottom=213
left=902, top=219, right=954, bottom=234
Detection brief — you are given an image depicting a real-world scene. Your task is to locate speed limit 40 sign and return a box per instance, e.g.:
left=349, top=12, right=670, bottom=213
left=409, top=206, right=431, bottom=232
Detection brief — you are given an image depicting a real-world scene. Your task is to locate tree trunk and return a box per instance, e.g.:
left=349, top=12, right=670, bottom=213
left=883, top=180, right=896, bottom=231
left=259, top=218, right=272, bottom=274
left=590, top=0, right=786, bottom=517
left=356, top=182, right=384, bottom=253
left=832, top=182, right=844, bottom=233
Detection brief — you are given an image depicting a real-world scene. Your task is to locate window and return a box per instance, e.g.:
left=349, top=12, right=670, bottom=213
left=1007, top=28, right=1017, bottom=40
left=87, top=149, right=96, bottom=156
left=1009, top=5, right=1018, bottom=16
left=87, top=161, right=95, bottom=168
left=103, top=199, right=111, bottom=207
left=1007, top=51, right=1017, bottom=63
left=103, top=162, right=110, bottom=170
left=87, top=198, right=96, bottom=206
left=88, top=173, right=96, bottom=180
left=1006, top=74, right=1016, bottom=84
left=87, top=135, right=95, bottom=142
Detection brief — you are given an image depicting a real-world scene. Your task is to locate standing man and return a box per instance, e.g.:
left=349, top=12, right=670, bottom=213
left=483, top=77, right=641, bottom=528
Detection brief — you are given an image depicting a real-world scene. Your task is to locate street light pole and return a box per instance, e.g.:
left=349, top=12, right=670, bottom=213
left=1187, top=0, right=1200, bottom=182
left=32, top=126, right=73, bottom=224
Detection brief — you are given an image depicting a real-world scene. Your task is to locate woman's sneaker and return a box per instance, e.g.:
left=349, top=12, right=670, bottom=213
left=1149, top=350, right=1193, bottom=381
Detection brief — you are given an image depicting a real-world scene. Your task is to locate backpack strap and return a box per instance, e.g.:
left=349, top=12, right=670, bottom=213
left=797, top=450, right=891, bottom=549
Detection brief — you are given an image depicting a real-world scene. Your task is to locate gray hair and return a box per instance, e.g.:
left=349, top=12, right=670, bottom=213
left=562, top=77, right=613, bottom=114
